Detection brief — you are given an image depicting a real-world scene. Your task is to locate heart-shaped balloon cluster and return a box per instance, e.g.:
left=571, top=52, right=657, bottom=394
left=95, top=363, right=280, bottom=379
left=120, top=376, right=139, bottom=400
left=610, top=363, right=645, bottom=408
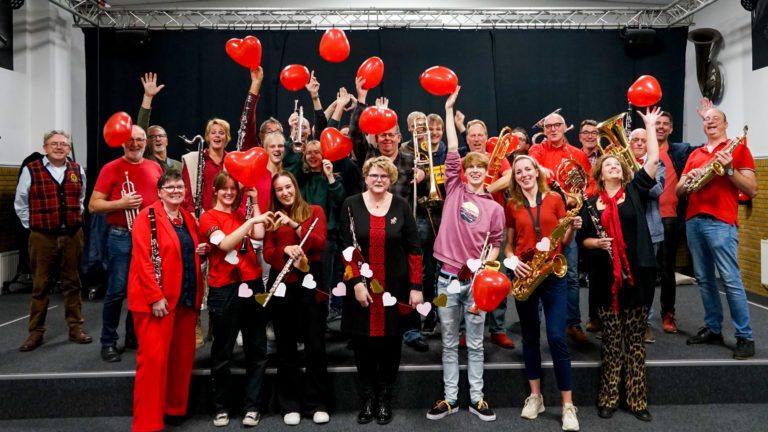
left=223, top=147, right=269, bottom=187
left=103, top=112, right=133, bottom=148
left=358, top=106, right=398, bottom=135
left=225, top=36, right=262, bottom=69
left=627, top=75, right=662, bottom=107
left=420, top=66, right=459, bottom=96
left=319, top=28, right=350, bottom=63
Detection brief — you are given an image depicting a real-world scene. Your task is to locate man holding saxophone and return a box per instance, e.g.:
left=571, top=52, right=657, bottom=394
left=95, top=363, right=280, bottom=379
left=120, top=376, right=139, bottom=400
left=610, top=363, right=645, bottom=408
left=89, top=125, right=163, bottom=362
left=676, top=108, right=757, bottom=360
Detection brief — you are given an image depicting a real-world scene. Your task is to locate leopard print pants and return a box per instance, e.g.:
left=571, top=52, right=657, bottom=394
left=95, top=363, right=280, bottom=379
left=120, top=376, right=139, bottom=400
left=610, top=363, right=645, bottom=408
left=597, top=306, right=648, bottom=411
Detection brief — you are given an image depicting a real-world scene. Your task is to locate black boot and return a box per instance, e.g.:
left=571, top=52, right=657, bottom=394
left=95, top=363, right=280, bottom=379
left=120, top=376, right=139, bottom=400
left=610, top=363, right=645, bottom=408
left=357, top=387, right=376, bottom=424
left=376, top=387, right=393, bottom=425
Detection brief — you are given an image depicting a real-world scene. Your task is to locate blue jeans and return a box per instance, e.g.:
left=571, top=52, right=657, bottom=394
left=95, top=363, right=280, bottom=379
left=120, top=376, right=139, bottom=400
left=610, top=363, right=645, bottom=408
left=436, top=272, right=486, bottom=403
left=563, top=238, right=581, bottom=328
left=686, top=216, right=753, bottom=340
left=100, top=228, right=134, bottom=347
left=515, top=275, right=572, bottom=391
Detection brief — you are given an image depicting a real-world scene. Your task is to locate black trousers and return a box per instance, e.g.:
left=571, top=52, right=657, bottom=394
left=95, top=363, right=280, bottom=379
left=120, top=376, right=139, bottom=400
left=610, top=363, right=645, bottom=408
left=351, top=335, right=402, bottom=392
left=657, top=217, right=679, bottom=316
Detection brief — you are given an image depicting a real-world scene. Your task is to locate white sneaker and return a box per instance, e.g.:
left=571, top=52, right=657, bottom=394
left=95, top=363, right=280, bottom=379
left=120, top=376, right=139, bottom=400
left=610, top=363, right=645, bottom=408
left=313, top=411, right=330, bottom=424
left=213, top=412, right=229, bottom=427
left=283, top=412, right=301, bottom=426
left=562, top=403, right=580, bottom=431
left=236, top=331, right=243, bottom=347
left=521, top=394, right=545, bottom=419
left=266, top=323, right=276, bottom=341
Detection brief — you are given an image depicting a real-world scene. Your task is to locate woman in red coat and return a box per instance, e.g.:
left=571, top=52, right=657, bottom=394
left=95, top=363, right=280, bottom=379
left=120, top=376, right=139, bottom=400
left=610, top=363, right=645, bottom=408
left=128, top=169, right=207, bottom=432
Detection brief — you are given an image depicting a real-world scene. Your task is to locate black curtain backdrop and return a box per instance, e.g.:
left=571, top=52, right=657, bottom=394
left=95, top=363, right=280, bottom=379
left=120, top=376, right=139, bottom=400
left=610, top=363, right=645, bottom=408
left=84, top=27, right=688, bottom=173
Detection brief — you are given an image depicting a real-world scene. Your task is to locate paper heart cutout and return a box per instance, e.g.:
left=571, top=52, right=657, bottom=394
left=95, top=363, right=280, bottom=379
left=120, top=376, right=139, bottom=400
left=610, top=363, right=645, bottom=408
left=360, top=263, right=373, bottom=278
left=416, top=302, right=432, bottom=317
left=331, top=282, right=347, bottom=297
left=209, top=231, right=225, bottom=246
left=302, top=274, right=317, bottom=289
left=237, top=283, right=253, bottom=298
left=432, top=293, right=448, bottom=307
left=343, top=265, right=354, bottom=281
left=225, top=36, right=262, bottom=69
left=503, top=256, right=520, bottom=271
left=370, top=279, right=384, bottom=294
left=224, top=250, right=240, bottom=265
left=382, top=292, right=397, bottom=307
left=254, top=293, right=269, bottom=306
left=342, top=246, right=355, bottom=262
left=536, top=237, right=551, bottom=252
left=274, top=282, right=287, bottom=298
left=294, top=256, right=310, bottom=273
left=467, top=258, right=482, bottom=273
left=446, top=279, right=461, bottom=294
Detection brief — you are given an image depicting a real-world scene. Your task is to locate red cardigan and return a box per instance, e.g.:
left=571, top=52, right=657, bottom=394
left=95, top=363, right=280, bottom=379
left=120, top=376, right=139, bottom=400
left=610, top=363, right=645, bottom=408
left=128, top=201, right=204, bottom=313
left=263, top=205, right=327, bottom=283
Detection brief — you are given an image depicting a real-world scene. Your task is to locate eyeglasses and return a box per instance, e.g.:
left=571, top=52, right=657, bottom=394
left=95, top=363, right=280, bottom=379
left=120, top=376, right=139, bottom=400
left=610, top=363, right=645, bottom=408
left=47, top=141, right=71, bottom=148
left=378, top=133, right=399, bottom=139
left=128, top=138, right=147, bottom=144
left=149, top=134, right=167, bottom=140
left=367, top=174, right=390, bottom=181
left=579, top=131, right=599, bottom=136
left=161, top=185, right=186, bottom=192
left=543, top=123, right=563, bottom=130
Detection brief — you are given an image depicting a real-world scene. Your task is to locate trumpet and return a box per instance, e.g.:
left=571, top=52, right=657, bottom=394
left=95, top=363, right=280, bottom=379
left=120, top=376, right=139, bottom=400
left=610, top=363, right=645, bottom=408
left=293, top=99, right=305, bottom=149
left=122, top=171, right=139, bottom=231
left=466, top=232, right=494, bottom=315
left=484, top=127, right=513, bottom=188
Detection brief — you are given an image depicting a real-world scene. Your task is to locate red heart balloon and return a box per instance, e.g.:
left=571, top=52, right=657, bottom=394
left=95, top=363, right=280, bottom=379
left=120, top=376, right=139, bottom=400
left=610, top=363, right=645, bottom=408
left=225, top=36, right=262, bottom=69
left=103, top=112, right=133, bottom=148
left=280, top=64, right=311, bottom=92
left=319, top=28, right=350, bottom=63
left=485, top=137, right=499, bottom=154
left=223, top=147, right=269, bottom=187
left=472, top=269, right=511, bottom=312
left=627, top=75, right=663, bottom=107
left=420, top=66, right=459, bottom=96
left=358, top=106, right=398, bottom=135
left=320, top=127, right=353, bottom=162
left=357, top=56, right=384, bottom=90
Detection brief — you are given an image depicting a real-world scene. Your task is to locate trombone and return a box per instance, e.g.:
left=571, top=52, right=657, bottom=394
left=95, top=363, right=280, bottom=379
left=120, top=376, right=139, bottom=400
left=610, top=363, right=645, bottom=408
left=413, top=115, right=443, bottom=235
left=122, top=171, right=139, bottom=231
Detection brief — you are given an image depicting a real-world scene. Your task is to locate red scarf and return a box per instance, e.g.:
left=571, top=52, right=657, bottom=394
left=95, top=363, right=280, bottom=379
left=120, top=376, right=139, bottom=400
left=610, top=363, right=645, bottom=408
left=599, top=188, right=634, bottom=313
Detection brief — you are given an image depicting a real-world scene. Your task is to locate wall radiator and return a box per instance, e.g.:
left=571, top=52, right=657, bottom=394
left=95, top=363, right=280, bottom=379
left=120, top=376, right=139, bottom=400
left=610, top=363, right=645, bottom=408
left=0, top=250, right=20, bottom=289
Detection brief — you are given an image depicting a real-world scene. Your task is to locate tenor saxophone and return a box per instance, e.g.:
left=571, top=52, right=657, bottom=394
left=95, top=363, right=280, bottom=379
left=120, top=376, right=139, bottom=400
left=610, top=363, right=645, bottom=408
left=684, top=126, right=748, bottom=194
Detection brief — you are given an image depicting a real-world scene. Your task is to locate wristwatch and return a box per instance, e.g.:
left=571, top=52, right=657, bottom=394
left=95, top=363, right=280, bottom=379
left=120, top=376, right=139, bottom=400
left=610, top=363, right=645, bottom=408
left=726, top=167, right=735, bottom=176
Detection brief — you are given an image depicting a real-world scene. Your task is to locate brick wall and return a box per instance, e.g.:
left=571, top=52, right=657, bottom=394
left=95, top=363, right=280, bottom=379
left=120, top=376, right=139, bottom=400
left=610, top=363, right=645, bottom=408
left=0, top=166, right=22, bottom=253
left=738, top=158, right=768, bottom=295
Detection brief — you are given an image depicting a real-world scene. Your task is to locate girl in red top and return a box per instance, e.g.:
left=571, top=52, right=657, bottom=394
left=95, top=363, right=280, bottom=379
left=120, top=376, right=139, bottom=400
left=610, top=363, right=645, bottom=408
left=504, top=155, right=581, bottom=431
left=198, top=171, right=273, bottom=428
left=263, top=171, right=330, bottom=426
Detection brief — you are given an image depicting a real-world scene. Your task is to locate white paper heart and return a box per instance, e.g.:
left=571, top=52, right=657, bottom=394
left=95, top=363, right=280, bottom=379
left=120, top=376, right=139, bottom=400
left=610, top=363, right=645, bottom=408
left=302, top=274, right=317, bottom=289
left=360, top=263, right=373, bottom=278
left=237, top=283, right=253, bottom=298
left=382, top=292, right=397, bottom=307
left=342, top=246, right=355, bottom=262
left=503, top=256, right=520, bottom=271
left=535, top=237, right=551, bottom=252
left=446, top=279, right=461, bottom=294
left=274, top=282, right=287, bottom=298
left=416, top=302, right=432, bottom=317
left=224, top=250, right=240, bottom=265
left=331, top=282, right=346, bottom=297
left=209, top=231, right=225, bottom=246
left=467, top=258, right=482, bottom=273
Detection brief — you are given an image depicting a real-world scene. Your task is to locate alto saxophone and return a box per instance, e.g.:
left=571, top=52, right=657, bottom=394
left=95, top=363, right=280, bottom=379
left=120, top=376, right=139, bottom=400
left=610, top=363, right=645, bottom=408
left=684, top=126, right=748, bottom=194
left=510, top=193, right=582, bottom=301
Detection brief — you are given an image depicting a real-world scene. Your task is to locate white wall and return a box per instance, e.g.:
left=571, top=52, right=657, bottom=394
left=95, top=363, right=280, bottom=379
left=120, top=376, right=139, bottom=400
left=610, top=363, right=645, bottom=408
left=684, top=2, right=768, bottom=157
left=0, top=2, right=87, bottom=167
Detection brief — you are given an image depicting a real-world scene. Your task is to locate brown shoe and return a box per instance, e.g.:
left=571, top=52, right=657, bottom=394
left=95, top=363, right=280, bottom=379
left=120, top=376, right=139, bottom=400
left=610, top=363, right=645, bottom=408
left=566, top=326, right=589, bottom=344
left=69, top=326, right=93, bottom=344
left=20, top=332, right=44, bottom=352
left=490, top=333, right=516, bottom=349
left=585, top=319, right=602, bottom=333
left=195, top=322, right=205, bottom=349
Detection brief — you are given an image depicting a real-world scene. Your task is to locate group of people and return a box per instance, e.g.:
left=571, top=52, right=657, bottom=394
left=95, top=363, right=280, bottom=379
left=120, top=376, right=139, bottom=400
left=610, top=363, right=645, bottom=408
left=13, top=64, right=757, bottom=432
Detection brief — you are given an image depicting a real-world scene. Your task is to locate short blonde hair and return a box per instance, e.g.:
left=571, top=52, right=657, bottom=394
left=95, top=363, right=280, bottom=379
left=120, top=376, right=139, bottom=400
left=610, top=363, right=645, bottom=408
left=427, top=113, right=444, bottom=129
left=362, top=156, right=398, bottom=184
left=461, top=151, right=489, bottom=171
left=466, top=120, right=488, bottom=135
left=205, top=118, right=231, bottom=144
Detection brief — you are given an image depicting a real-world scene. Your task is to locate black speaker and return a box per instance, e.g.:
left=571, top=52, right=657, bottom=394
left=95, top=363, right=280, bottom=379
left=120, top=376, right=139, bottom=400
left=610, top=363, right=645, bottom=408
left=115, top=29, right=150, bottom=50
left=0, top=0, right=12, bottom=70
left=620, top=28, right=661, bottom=57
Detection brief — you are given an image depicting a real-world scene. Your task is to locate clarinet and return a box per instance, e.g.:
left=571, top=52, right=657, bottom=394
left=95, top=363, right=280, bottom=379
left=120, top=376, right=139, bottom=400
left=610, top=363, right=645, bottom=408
left=257, top=217, right=320, bottom=307
left=236, top=93, right=255, bottom=253
left=347, top=206, right=368, bottom=290
left=581, top=190, right=614, bottom=261
left=179, top=135, right=206, bottom=219
left=148, top=209, right=163, bottom=288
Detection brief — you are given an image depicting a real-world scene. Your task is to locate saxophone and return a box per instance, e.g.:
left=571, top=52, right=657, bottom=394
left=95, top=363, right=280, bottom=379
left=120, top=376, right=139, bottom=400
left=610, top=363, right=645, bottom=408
left=684, top=126, right=748, bottom=194
left=510, top=193, right=582, bottom=301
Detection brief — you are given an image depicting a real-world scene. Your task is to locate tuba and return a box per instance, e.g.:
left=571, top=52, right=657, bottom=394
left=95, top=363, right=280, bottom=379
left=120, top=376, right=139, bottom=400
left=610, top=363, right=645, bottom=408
left=684, top=126, right=748, bottom=194
left=688, top=28, right=724, bottom=103
left=597, top=112, right=641, bottom=172
left=510, top=194, right=582, bottom=301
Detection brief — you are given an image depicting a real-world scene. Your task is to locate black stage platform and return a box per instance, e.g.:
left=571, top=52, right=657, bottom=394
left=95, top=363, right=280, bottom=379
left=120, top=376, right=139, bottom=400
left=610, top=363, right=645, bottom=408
left=1, top=283, right=767, bottom=420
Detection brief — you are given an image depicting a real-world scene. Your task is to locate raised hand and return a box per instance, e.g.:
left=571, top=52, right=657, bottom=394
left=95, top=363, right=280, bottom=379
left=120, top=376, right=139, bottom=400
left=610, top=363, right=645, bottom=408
left=306, top=70, right=320, bottom=97
left=141, top=72, right=165, bottom=98
left=445, top=86, right=461, bottom=110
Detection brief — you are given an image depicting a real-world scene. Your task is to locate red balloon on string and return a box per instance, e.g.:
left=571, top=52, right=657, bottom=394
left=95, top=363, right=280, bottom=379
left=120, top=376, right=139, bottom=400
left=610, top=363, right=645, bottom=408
left=420, top=66, right=459, bottom=96
left=320, top=127, right=353, bottom=162
left=358, top=106, right=398, bottom=135
left=280, top=64, right=311, bottom=92
left=357, top=57, right=384, bottom=89
left=472, top=269, right=511, bottom=312
left=224, top=147, right=269, bottom=187
left=627, top=75, right=663, bottom=107
left=103, top=112, right=133, bottom=148
left=319, top=28, right=350, bottom=63
left=225, top=36, right=262, bottom=69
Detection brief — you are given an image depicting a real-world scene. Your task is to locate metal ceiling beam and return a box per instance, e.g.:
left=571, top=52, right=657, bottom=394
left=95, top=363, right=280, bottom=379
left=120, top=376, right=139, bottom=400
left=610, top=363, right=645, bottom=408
left=49, top=0, right=721, bottom=30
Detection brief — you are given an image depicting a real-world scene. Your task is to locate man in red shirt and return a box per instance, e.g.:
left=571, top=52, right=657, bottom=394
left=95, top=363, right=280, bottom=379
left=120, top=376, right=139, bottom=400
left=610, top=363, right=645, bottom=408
left=676, top=108, right=757, bottom=360
left=528, top=112, right=592, bottom=344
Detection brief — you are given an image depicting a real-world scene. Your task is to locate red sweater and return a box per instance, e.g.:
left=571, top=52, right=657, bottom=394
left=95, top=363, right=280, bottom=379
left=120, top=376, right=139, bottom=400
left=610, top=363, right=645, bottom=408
left=263, top=205, right=327, bottom=284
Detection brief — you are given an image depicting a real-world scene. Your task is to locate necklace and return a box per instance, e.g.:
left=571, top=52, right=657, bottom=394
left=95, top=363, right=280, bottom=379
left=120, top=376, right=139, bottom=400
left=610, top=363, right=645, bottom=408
left=166, top=211, right=183, bottom=227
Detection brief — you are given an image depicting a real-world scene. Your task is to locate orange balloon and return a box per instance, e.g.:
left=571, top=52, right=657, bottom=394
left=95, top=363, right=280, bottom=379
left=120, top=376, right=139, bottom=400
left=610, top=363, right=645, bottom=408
left=103, top=112, right=133, bottom=147
left=319, top=28, right=350, bottom=63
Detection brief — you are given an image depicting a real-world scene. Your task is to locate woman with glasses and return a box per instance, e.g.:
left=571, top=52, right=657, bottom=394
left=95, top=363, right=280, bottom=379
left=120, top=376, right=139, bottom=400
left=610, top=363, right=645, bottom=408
left=339, top=156, right=424, bottom=425
left=128, top=169, right=207, bottom=431
left=198, top=171, right=274, bottom=428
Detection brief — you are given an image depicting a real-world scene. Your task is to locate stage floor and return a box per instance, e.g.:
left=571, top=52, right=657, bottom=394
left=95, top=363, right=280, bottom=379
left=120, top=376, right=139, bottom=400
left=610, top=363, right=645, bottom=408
left=1, top=282, right=767, bottom=377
